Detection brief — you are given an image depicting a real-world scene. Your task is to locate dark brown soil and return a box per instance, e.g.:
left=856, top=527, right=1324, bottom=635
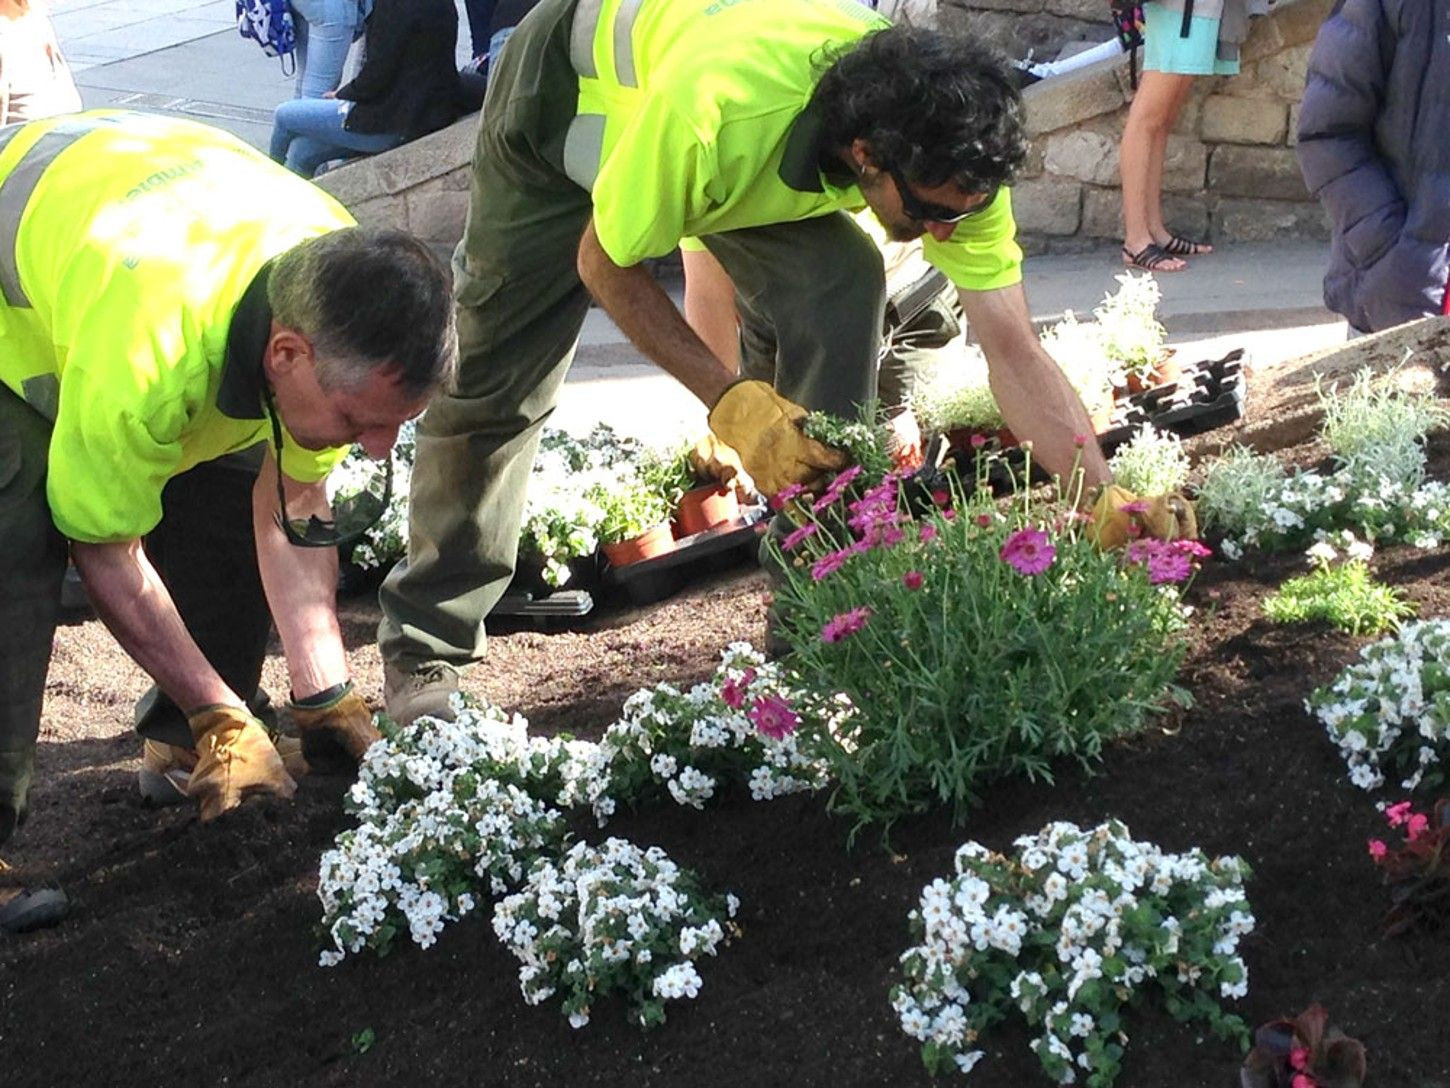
left=4, top=442, right=1450, bottom=1088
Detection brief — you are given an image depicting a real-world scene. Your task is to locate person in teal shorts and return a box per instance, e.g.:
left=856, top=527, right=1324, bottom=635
left=1119, top=0, right=1270, bottom=272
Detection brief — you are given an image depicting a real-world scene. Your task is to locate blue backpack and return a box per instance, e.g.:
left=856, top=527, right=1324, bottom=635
left=236, top=0, right=297, bottom=76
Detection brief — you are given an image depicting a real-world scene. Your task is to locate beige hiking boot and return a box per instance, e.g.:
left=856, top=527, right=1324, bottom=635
left=383, top=661, right=461, bottom=726
left=139, top=733, right=308, bottom=806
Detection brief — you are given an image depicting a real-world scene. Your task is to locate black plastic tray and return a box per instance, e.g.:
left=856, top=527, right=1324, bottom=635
left=600, top=512, right=768, bottom=606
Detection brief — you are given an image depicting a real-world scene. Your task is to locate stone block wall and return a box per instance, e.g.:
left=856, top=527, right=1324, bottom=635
left=943, top=0, right=1335, bottom=251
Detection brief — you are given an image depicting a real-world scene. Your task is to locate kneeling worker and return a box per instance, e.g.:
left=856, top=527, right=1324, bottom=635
left=0, top=110, right=457, bottom=853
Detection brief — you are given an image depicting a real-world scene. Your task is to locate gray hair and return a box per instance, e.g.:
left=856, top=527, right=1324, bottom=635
left=269, top=227, right=457, bottom=400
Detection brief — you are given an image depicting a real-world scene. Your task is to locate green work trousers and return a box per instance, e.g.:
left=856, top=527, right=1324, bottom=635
left=0, top=383, right=66, bottom=842
left=377, top=0, right=887, bottom=672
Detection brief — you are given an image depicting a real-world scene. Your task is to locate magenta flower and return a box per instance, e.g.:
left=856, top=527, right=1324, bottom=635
left=821, top=606, right=872, bottom=643
left=1172, top=538, right=1213, bottom=558
left=812, top=464, right=864, bottom=513
left=1146, top=550, right=1192, bottom=585
left=1385, top=800, right=1413, bottom=827
left=969, top=433, right=987, bottom=449
left=1367, top=839, right=1388, bottom=860
left=974, top=513, right=993, bottom=528
left=1000, top=528, right=1056, bottom=575
left=747, top=693, right=800, bottom=740
left=903, top=570, right=923, bottom=591
left=919, top=523, right=939, bottom=544
left=1289, top=1048, right=1311, bottom=1073
left=931, top=488, right=950, bottom=507
left=1408, top=813, right=1431, bottom=841
left=1120, top=499, right=1150, bottom=515
left=770, top=482, right=806, bottom=511
left=782, top=522, right=818, bottom=551
left=810, top=548, right=853, bottom=581
left=942, top=508, right=957, bottom=521
left=721, top=666, right=756, bottom=710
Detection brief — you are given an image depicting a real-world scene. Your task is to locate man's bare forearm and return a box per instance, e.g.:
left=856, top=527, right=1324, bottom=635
left=253, top=458, right=348, bottom=701
left=71, top=540, right=239, bottom=714
left=577, top=219, right=736, bottom=407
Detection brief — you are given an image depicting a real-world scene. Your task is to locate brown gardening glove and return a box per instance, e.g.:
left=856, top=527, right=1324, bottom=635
left=1089, top=485, right=1199, bottom=550
left=186, top=706, right=298, bottom=822
left=707, top=380, right=848, bottom=500
left=288, top=682, right=381, bottom=773
left=688, top=432, right=756, bottom=501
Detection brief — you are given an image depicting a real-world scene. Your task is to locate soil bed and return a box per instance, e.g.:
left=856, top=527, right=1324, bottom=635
left=3, top=441, right=1450, bottom=1088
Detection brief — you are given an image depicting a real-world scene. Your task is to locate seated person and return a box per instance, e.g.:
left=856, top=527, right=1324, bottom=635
left=271, top=0, right=462, bottom=178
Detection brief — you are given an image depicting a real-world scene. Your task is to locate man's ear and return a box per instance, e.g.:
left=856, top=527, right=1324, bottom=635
left=264, top=320, right=312, bottom=380
left=850, top=138, right=878, bottom=173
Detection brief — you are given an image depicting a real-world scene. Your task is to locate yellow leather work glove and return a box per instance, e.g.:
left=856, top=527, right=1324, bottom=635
left=186, top=706, right=297, bottom=822
left=688, top=432, right=756, bottom=501
left=707, top=380, right=848, bottom=500
left=1090, top=485, right=1199, bottom=550
left=288, top=682, right=381, bottom=772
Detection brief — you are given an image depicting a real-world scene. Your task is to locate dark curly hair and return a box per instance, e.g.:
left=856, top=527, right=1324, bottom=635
left=811, top=26, right=1028, bottom=193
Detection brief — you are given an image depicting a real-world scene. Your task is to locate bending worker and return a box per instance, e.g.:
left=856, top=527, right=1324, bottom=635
left=379, top=0, right=1171, bottom=725
left=0, top=110, right=457, bottom=850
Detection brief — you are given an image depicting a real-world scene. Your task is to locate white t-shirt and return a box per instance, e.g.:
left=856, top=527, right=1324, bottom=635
left=0, top=7, right=82, bottom=124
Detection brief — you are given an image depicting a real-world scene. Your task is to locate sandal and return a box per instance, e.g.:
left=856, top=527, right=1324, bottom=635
left=1161, top=235, right=1212, bottom=257
left=1121, top=242, right=1185, bottom=272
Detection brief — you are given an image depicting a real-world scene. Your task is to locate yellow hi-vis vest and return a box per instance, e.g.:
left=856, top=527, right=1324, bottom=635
left=566, top=0, right=1021, bottom=292
left=0, top=110, right=354, bottom=543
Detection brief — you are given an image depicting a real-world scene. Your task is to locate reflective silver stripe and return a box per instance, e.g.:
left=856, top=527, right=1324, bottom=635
left=0, top=123, right=26, bottom=159
left=0, top=115, right=126, bottom=308
left=563, top=114, right=605, bottom=189
left=612, top=0, right=645, bottom=88
left=21, top=374, right=59, bottom=422
left=569, top=0, right=645, bottom=87
left=570, top=0, right=603, bottom=77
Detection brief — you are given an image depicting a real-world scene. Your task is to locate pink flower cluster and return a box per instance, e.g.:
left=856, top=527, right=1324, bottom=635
left=1289, top=1045, right=1317, bottom=1088
left=1368, top=799, right=1434, bottom=859
left=1126, top=537, right=1212, bottom=585
left=821, top=606, right=872, bottom=643
left=721, top=666, right=757, bottom=710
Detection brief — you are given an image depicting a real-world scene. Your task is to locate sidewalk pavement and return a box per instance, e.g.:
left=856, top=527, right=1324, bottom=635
left=50, top=0, right=1348, bottom=448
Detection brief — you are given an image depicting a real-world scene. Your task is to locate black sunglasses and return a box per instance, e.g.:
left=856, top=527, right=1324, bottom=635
left=262, top=385, right=393, bottom=549
left=888, top=165, right=998, bottom=225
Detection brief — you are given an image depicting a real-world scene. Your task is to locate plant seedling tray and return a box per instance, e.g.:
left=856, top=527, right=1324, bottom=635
left=1097, top=348, right=1247, bottom=454
left=489, top=587, right=595, bottom=626
left=600, top=510, right=769, bottom=606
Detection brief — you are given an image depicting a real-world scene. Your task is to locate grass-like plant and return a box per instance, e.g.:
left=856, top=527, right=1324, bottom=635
left=1107, top=424, right=1190, bottom=496
left=1262, top=542, right=1415, bottom=636
left=770, top=448, right=1198, bottom=832
left=1319, top=369, right=1448, bottom=491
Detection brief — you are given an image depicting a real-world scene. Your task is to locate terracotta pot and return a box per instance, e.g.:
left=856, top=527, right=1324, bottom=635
left=601, top=522, right=675, bottom=566
left=1125, top=350, right=1182, bottom=394
left=674, top=484, right=740, bottom=538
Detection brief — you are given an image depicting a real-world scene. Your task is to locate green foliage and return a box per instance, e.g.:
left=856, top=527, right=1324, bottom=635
left=1263, top=559, right=1415, bottom=636
left=801, top=409, right=896, bottom=481
left=1107, top=424, right=1190, bottom=496
left=908, top=346, right=1006, bottom=434
left=637, top=443, right=700, bottom=512
left=1092, top=270, right=1167, bottom=383
left=350, top=1028, right=376, bottom=1055
left=1319, top=369, right=1448, bottom=490
left=771, top=464, right=1193, bottom=832
left=589, top=475, right=672, bottom=544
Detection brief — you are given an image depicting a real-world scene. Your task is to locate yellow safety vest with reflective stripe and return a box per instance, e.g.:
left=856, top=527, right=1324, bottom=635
left=567, top=0, right=1021, bottom=291
left=0, top=110, right=354, bottom=543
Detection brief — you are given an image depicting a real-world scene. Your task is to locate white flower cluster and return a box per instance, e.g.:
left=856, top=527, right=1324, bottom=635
left=1107, top=424, right=1190, bottom=497
left=893, top=820, right=1253, bottom=1086
left=582, top=643, right=831, bottom=824
left=318, top=696, right=596, bottom=966
left=328, top=420, right=415, bottom=572
left=1307, top=618, right=1450, bottom=792
left=1092, top=270, right=1166, bottom=381
left=493, top=837, right=739, bottom=1029
left=1198, top=377, right=1449, bottom=559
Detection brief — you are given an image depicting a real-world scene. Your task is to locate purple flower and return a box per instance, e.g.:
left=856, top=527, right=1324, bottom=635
left=782, top=522, right=818, bottom=551
left=770, top=483, right=806, bottom=511
left=748, top=693, right=799, bottom=740
left=821, top=606, right=873, bottom=643
left=810, top=548, right=853, bottom=581
left=1146, top=550, right=1192, bottom=585
left=903, top=570, right=923, bottom=591
left=812, top=464, right=864, bottom=513
left=1000, top=528, right=1056, bottom=576
left=919, top=523, right=939, bottom=544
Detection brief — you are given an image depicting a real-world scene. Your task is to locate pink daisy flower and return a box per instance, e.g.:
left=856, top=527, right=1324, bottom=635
left=902, top=570, right=923, bottom=591
left=782, top=522, right=818, bottom=551
left=748, top=693, right=800, bottom=740
left=1000, top=527, right=1056, bottom=576
left=821, top=606, right=872, bottom=643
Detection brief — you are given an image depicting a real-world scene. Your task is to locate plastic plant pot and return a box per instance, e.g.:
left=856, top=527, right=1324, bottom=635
left=674, top=484, right=740, bottom=538
left=600, top=522, right=675, bottom=567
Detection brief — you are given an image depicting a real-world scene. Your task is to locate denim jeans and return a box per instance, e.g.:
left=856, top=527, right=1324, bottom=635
left=270, top=97, right=403, bottom=177
left=292, top=8, right=355, bottom=98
